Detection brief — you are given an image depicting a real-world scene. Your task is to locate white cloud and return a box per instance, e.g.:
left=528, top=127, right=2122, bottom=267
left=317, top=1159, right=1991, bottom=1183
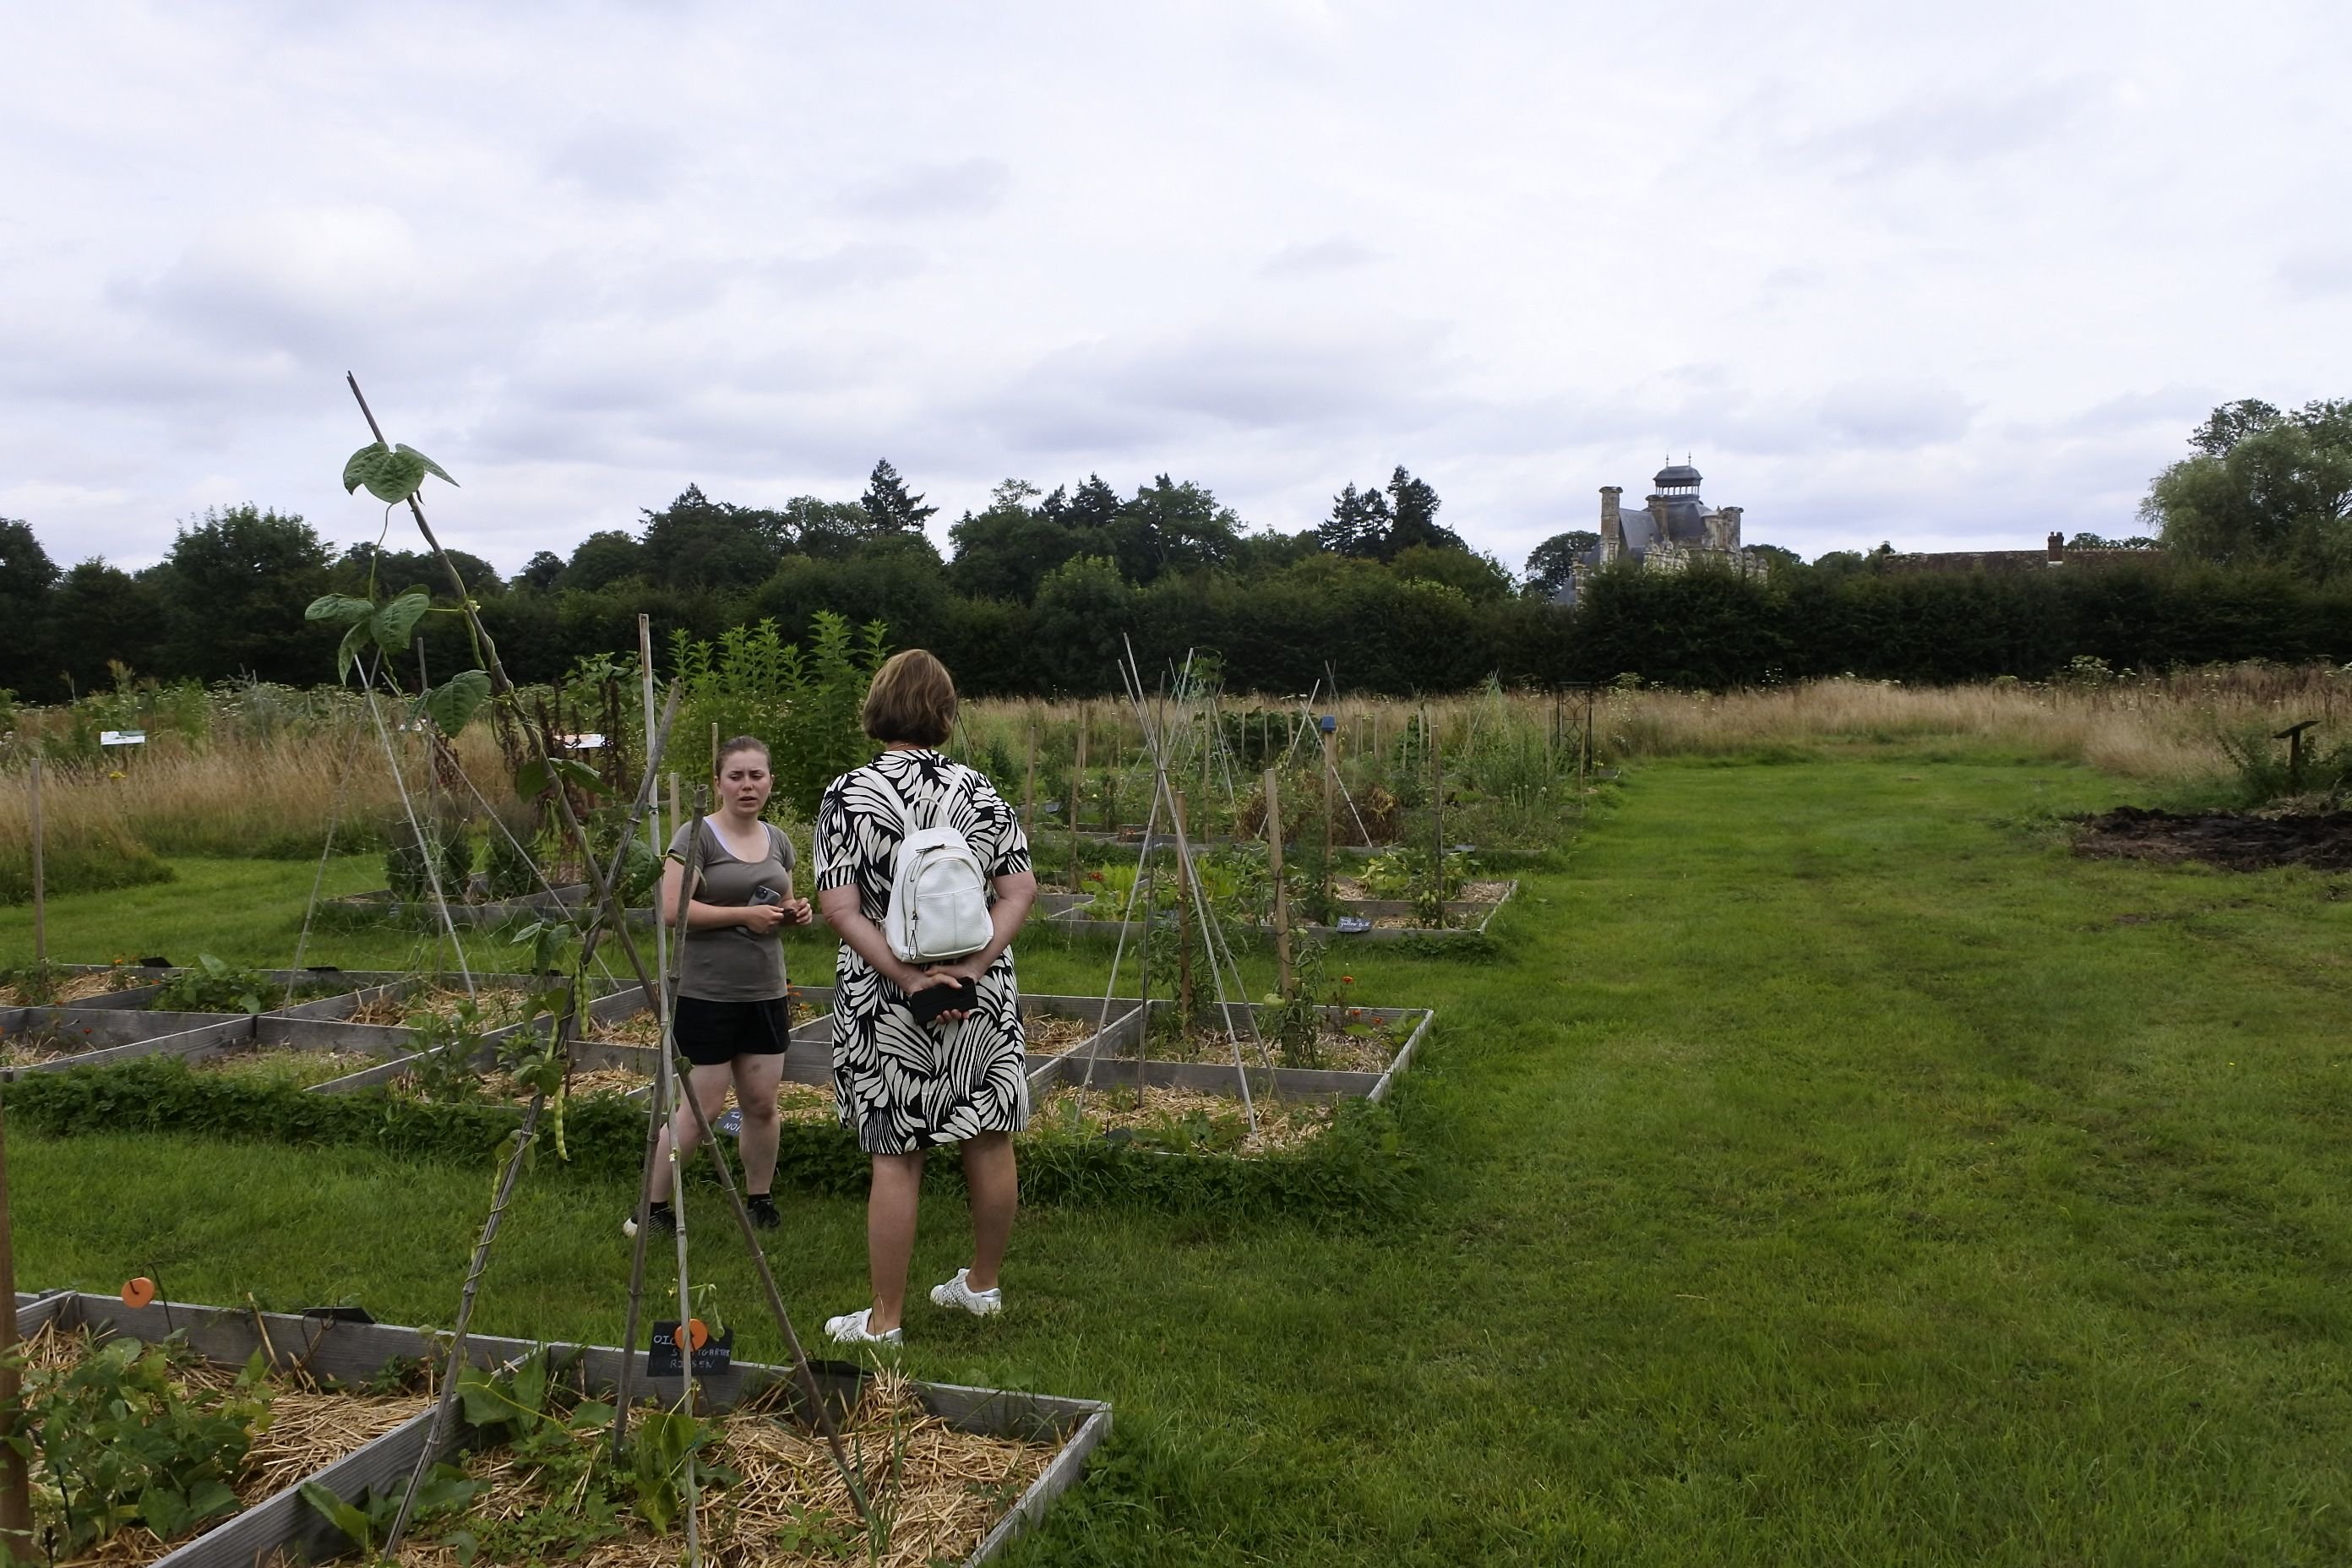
left=1, top=0, right=2348, bottom=576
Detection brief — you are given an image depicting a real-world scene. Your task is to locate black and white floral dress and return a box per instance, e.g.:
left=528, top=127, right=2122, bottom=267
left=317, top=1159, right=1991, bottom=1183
left=814, top=749, right=1032, bottom=1154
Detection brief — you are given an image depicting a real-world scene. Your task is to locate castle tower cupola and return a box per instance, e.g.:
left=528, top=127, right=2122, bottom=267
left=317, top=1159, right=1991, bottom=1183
left=1652, top=460, right=1702, bottom=498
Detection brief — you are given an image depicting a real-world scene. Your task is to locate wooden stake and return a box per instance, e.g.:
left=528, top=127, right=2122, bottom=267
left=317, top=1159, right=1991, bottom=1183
left=1432, top=729, right=1446, bottom=884
left=27, top=755, right=44, bottom=965
left=1070, top=716, right=1087, bottom=887
left=1320, top=724, right=1336, bottom=908
left=1265, top=770, right=1292, bottom=997
left=0, top=1097, right=30, bottom=1562
left=710, top=720, right=720, bottom=777
left=1173, top=790, right=1195, bottom=1027
left=1023, top=721, right=1038, bottom=836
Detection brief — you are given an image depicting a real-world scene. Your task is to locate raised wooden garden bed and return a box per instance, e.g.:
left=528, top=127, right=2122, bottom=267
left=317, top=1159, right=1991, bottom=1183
left=17, top=1292, right=1108, bottom=1568
left=0, top=1005, right=259, bottom=1081
left=10, top=1291, right=437, bottom=1568
left=1031, top=1081, right=1339, bottom=1157
left=1047, top=880, right=1514, bottom=945
left=0, top=961, right=173, bottom=1009
left=1032, top=999, right=1435, bottom=1105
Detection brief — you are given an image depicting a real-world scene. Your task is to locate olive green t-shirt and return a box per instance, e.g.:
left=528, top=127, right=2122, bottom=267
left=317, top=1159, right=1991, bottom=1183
left=665, top=818, right=794, bottom=1002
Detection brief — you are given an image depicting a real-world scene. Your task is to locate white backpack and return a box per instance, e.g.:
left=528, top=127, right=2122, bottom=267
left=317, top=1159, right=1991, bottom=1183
left=879, top=772, right=994, bottom=964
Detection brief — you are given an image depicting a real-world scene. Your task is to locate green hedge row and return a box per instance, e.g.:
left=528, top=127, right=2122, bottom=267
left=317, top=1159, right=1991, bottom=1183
left=3, top=1057, right=1415, bottom=1223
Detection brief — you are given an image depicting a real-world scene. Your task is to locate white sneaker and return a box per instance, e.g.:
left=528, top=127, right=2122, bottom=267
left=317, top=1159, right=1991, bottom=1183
left=825, top=1308, right=902, bottom=1345
left=929, top=1269, right=1004, bottom=1317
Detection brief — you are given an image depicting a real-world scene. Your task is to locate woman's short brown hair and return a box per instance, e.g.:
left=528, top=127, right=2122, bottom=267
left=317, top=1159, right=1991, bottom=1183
left=714, top=735, right=770, bottom=774
left=861, top=650, right=957, bottom=746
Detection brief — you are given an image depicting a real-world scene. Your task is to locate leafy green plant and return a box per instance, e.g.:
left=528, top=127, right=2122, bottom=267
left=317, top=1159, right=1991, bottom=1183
left=482, top=828, right=541, bottom=901
left=154, top=952, right=279, bottom=1015
left=300, top=1467, right=480, bottom=1559
left=403, top=1000, right=493, bottom=1103
left=0, top=959, right=70, bottom=1005
left=383, top=819, right=478, bottom=906
left=304, top=1351, right=729, bottom=1565
left=1264, top=937, right=1339, bottom=1070
left=667, top=612, right=889, bottom=814
left=13, top=1335, right=272, bottom=1557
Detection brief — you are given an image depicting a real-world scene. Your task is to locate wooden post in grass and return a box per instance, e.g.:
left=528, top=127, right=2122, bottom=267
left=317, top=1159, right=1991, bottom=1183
left=0, top=1098, right=30, bottom=1562
left=1431, top=728, right=1446, bottom=897
left=1320, top=720, right=1336, bottom=909
left=1023, top=720, right=1038, bottom=837
left=1070, top=716, right=1086, bottom=889
left=27, top=754, right=45, bottom=964
left=1265, top=769, right=1293, bottom=996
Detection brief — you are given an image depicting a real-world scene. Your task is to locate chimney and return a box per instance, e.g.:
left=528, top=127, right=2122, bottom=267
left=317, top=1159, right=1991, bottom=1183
left=2046, top=531, right=2063, bottom=564
left=1599, top=486, right=1624, bottom=563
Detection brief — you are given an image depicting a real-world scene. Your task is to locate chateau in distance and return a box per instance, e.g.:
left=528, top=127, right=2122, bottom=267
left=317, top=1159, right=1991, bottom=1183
left=1563, top=459, right=1769, bottom=603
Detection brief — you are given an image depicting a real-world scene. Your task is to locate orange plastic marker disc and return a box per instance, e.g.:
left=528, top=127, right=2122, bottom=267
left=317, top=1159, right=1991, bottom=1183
left=122, top=1277, right=157, bottom=1309
left=679, top=1317, right=710, bottom=1351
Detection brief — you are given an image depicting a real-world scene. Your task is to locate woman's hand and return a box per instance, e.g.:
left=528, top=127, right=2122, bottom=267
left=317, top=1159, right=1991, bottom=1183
left=738, top=902, right=788, bottom=935
left=901, top=966, right=972, bottom=1021
left=784, top=897, right=814, bottom=926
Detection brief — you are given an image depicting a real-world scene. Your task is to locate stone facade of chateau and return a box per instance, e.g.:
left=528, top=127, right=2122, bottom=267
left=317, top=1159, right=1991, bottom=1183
left=1562, top=460, right=1768, bottom=603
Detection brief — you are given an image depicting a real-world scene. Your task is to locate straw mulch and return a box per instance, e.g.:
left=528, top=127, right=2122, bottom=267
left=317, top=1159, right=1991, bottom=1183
left=1036, top=1082, right=1332, bottom=1157
left=0, top=1030, right=103, bottom=1069
left=0, top=969, right=145, bottom=1006
left=587, top=1010, right=665, bottom=1046
left=392, top=1371, right=1048, bottom=1568
left=1145, top=1017, right=1396, bottom=1074
left=20, top=1321, right=430, bottom=1568
left=1023, top=1011, right=1096, bottom=1054
left=350, top=985, right=531, bottom=1028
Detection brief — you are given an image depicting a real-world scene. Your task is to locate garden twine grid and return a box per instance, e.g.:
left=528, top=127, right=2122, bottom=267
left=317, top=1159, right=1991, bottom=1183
left=19, top=1321, right=432, bottom=1568
left=386, top=1371, right=1048, bottom=1568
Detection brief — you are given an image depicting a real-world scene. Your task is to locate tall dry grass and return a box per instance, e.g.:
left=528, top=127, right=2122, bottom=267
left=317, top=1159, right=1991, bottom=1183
left=0, top=721, right=512, bottom=903
left=962, top=663, right=2352, bottom=792
left=1595, top=666, right=2352, bottom=782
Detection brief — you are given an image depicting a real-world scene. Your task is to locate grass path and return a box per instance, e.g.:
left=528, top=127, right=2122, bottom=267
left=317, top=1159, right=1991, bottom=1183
left=8, top=750, right=2350, bottom=1563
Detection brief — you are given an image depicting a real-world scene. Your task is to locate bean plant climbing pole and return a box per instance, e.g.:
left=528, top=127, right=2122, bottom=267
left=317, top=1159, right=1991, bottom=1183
left=319, top=377, right=874, bottom=1554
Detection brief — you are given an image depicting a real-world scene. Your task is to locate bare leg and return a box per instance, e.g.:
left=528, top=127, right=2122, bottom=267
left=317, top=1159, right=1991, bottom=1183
left=651, top=1063, right=736, bottom=1202
left=730, top=1051, right=784, bottom=1193
left=866, top=1151, right=925, bottom=1333
left=961, top=1131, right=1016, bottom=1292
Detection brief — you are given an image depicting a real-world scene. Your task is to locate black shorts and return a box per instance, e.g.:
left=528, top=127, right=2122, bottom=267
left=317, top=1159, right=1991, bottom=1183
left=672, top=995, right=792, bottom=1067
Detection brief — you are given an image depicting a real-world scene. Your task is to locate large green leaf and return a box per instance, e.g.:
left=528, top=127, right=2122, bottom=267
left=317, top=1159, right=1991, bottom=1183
left=305, top=593, right=376, bottom=625
left=517, top=755, right=607, bottom=799
left=371, top=590, right=433, bottom=656
left=396, top=444, right=458, bottom=487
left=298, top=1480, right=372, bottom=1547
left=421, top=669, right=492, bottom=734
left=342, top=442, right=430, bottom=504
left=336, top=620, right=372, bottom=682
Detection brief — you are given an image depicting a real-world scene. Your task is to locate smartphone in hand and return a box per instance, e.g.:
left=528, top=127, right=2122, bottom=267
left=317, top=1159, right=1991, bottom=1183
left=908, top=977, right=978, bottom=1024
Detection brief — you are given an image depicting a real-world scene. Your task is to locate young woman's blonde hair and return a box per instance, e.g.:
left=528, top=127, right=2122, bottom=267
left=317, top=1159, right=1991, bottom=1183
left=860, top=650, right=958, bottom=746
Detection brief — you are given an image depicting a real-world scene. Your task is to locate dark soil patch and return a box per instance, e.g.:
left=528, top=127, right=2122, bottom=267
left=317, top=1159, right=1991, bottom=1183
left=2074, top=807, right=2352, bottom=873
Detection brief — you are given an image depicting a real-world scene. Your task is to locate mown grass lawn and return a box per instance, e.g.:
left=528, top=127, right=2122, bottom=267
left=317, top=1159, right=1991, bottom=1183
left=7, top=748, right=2349, bottom=1564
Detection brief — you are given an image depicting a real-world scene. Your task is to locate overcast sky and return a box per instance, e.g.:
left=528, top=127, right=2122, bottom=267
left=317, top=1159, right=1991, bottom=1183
left=6, top=1, right=2348, bottom=578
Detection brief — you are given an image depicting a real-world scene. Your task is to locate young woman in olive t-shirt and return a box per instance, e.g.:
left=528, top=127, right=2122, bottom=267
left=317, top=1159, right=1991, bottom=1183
left=639, top=735, right=812, bottom=1235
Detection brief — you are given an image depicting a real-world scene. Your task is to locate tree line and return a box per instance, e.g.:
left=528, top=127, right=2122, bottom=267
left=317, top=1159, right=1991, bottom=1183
left=1, top=403, right=2345, bottom=700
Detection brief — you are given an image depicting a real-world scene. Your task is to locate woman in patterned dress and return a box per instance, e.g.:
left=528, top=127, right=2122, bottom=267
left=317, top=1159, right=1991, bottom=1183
left=813, top=650, right=1036, bottom=1344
